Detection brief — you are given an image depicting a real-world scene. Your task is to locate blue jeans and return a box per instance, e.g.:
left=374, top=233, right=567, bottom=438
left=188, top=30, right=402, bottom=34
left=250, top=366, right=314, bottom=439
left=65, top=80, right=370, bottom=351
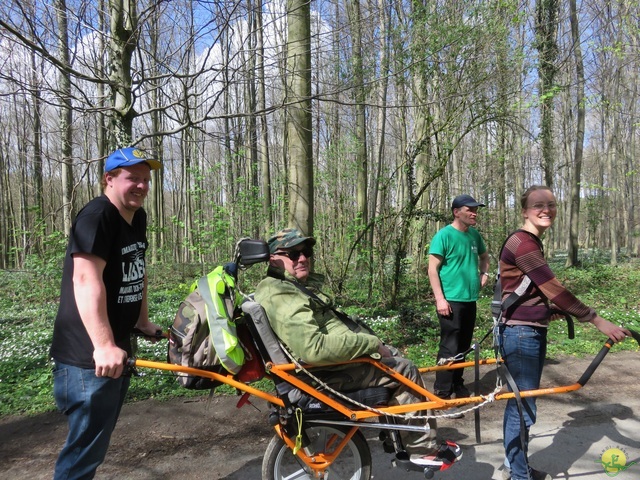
left=53, top=362, right=130, bottom=479
left=499, top=324, right=547, bottom=480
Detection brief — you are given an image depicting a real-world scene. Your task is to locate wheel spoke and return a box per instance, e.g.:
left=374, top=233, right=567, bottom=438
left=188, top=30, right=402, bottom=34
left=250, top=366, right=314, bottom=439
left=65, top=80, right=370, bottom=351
left=280, top=468, right=311, bottom=480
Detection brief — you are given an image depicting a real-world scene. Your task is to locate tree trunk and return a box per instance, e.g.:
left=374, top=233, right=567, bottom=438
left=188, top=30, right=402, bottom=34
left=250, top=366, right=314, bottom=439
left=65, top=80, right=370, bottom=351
left=535, top=0, right=559, bottom=187
left=96, top=0, right=108, bottom=189
left=566, top=0, right=585, bottom=267
left=256, top=0, right=272, bottom=237
left=246, top=0, right=260, bottom=239
left=222, top=27, right=236, bottom=235
left=57, top=0, right=74, bottom=235
left=348, top=0, right=368, bottom=253
left=369, top=0, right=390, bottom=297
left=148, top=3, right=164, bottom=263
left=30, top=48, right=44, bottom=250
left=108, top=0, right=137, bottom=147
left=285, top=0, right=313, bottom=235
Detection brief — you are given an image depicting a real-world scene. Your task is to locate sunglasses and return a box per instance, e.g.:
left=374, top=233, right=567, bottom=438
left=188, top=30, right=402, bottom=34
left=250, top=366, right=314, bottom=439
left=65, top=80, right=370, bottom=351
left=274, top=248, right=314, bottom=261
left=528, top=202, right=557, bottom=211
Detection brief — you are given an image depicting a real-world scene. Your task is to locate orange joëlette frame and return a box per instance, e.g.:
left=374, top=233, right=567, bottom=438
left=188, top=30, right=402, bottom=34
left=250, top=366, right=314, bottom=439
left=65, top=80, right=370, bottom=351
left=131, top=335, right=630, bottom=477
left=133, top=340, right=610, bottom=421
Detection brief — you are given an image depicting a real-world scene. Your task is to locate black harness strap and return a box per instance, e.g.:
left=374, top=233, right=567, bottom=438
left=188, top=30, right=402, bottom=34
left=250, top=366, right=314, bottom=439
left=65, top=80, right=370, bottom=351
left=284, top=275, right=377, bottom=336
left=473, top=342, right=481, bottom=443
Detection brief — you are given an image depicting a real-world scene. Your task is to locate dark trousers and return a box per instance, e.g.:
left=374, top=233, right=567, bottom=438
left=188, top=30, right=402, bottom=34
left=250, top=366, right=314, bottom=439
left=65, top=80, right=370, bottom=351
left=315, top=346, right=438, bottom=453
left=433, top=301, right=476, bottom=397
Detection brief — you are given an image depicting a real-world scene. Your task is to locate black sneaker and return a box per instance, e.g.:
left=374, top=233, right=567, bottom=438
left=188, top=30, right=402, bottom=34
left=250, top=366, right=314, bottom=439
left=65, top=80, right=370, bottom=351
left=435, top=390, right=453, bottom=399
left=454, top=384, right=471, bottom=398
left=502, top=467, right=552, bottom=480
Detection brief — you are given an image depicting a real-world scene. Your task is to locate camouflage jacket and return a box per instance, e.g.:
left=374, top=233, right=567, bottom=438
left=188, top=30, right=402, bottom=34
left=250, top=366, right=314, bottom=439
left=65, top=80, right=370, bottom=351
left=254, top=267, right=380, bottom=366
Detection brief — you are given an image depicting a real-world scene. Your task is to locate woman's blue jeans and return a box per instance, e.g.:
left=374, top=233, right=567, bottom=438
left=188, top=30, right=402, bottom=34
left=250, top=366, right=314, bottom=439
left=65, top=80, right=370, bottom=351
left=499, top=324, right=547, bottom=480
left=53, top=362, right=130, bottom=480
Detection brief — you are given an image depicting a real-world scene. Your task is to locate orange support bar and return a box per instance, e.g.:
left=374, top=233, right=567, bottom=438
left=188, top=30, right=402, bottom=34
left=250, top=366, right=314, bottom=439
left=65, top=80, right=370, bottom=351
left=133, top=336, right=623, bottom=420
left=419, top=358, right=499, bottom=373
left=132, top=358, right=285, bottom=407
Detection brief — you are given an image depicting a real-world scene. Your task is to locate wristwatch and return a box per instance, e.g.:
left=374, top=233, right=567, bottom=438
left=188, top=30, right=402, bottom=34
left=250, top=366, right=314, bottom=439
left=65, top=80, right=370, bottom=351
left=481, top=272, right=490, bottom=277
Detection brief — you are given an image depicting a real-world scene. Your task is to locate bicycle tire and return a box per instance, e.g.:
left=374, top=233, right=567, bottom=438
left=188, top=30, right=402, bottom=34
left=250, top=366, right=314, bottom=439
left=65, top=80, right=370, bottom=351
left=261, top=425, right=372, bottom=480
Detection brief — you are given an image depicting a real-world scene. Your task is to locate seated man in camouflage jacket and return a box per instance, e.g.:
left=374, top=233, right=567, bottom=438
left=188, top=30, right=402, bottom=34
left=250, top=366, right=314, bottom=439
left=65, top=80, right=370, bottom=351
left=255, top=228, right=460, bottom=467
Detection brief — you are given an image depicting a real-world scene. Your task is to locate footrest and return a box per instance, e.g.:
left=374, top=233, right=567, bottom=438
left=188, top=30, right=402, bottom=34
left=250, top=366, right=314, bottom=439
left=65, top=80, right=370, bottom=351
left=393, top=441, right=462, bottom=477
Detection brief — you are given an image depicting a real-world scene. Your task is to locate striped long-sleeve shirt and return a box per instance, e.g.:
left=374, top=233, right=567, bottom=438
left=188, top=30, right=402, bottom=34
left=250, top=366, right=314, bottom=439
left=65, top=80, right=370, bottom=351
left=499, top=230, right=596, bottom=326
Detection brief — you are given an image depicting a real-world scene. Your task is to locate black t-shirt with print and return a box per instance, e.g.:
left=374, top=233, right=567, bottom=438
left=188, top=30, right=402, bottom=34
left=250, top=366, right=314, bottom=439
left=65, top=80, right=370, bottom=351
left=50, top=195, right=148, bottom=368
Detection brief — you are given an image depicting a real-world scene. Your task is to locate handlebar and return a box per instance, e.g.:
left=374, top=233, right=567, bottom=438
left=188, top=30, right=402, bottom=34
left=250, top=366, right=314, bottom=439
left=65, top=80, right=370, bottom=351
left=550, top=309, right=574, bottom=339
left=577, top=328, right=639, bottom=387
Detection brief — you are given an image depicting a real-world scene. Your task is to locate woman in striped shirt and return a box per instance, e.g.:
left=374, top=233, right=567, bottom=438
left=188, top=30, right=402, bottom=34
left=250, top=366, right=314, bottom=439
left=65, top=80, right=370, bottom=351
left=497, top=185, right=629, bottom=480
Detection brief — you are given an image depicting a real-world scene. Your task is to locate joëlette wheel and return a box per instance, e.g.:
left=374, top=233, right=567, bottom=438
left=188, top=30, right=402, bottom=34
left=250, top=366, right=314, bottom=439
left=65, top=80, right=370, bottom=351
left=262, top=425, right=372, bottom=480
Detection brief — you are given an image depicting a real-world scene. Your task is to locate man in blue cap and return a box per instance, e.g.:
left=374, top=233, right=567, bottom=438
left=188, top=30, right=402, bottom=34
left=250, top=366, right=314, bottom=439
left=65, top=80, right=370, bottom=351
left=428, top=194, right=490, bottom=401
left=50, top=147, right=164, bottom=479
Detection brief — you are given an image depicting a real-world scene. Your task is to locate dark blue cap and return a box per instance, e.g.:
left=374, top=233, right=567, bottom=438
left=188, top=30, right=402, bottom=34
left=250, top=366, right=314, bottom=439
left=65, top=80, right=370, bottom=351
left=452, top=194, right=485, bottom=209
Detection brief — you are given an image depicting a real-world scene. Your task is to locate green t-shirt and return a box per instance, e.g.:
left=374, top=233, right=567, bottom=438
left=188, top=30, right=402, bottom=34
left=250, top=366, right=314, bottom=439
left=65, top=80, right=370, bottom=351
left=429, top=224, right=486, bottom=302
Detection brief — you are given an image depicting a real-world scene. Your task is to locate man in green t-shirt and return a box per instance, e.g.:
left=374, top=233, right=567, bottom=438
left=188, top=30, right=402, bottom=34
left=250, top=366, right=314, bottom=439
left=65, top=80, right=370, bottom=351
left=428, top=194, right=490, bottom=400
